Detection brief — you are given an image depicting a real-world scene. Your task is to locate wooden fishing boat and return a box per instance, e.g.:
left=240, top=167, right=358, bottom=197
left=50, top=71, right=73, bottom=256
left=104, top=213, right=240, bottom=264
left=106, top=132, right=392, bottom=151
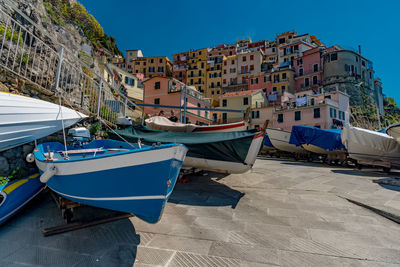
left=112, top=125, right=265, bottom=174
left=34, top=139, right=188, bottom=223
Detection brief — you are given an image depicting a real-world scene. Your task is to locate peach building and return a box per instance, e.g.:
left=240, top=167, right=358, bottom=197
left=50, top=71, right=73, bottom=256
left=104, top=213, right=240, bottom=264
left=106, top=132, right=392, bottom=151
left=293, top=47, right=325, bottom=92
left=172, top=51, right=189, bottom=84
left=272, top=89, right=349, bottom=131
left=143, top=77, right=211, bottom=124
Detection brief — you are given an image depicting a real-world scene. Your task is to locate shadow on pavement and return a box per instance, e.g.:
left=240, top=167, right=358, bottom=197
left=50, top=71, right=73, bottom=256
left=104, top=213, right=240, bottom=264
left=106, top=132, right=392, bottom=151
left=0, top=191, right=140, bottom=266
left=331, top=169, right=392, bottom=178
left=168, top=172, right=244, bottom=209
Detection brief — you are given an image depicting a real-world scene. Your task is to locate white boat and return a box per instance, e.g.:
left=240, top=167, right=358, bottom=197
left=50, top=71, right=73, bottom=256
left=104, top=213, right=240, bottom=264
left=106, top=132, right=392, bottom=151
left=341, top=125, right=400, bottom=167
left=0, top=92, right=87, bottom=151
left=266, top=128, right=308, bottom=154
left=386, top=123, right=400, bottom=143
left=145, top=116, right=248, bottom=133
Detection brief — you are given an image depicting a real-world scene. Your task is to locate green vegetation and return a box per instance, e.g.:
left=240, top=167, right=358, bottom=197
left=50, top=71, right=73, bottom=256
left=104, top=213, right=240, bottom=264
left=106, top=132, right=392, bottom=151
left=90, top=121, right=101, bottom=135
left=42, top=0, right=122, bottom=56
left=0, top=167, right=26, bottom=184
left=0, top=25, right=23, bottom=44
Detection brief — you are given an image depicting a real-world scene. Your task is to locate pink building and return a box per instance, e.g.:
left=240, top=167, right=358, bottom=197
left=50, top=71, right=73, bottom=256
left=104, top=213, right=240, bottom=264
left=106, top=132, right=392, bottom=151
left=272, top=90, right=349, bottom=131
left=208, top=44, right=236, bottom=57
left=143, top=77, right=211, bottom=124
left=248, top=73, right=272, bottom=93
left=293, top=47, right=325, bottom=92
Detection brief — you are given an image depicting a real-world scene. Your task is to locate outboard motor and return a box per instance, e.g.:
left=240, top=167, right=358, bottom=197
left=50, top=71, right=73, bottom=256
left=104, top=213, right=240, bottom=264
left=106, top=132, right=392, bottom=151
left=67, top=127, right=91, bottom=147
left=117, top=116, right=133, bottom=128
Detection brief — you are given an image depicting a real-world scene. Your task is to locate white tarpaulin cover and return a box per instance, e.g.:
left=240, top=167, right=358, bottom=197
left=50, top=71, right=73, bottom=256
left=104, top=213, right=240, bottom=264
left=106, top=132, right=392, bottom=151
left=145, top=116, right=197, bottom=132
left=386, top=123, right=400, bottom=143
left=341, top=125, right=400, bottom=164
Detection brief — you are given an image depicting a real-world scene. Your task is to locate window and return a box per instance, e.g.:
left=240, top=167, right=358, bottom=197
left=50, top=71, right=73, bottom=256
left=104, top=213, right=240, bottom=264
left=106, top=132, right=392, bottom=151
left=339, top=110, right=345, bottom=120
left=128, top=65, right=131, bottom=69
left=223, top=79, right=226, bottom=84
left=362, top=60, right=366, bottom=66
left=211, top=90, right=215, bottom=95
left=345, top=64, right=350, bottom=72
left=305, top=78, right=310, bottom=87
left=295, top=111, right=301, bottom=121
left=297, top=59, right=303, bottom=65
left=282, top=73, right=287, bottom=80
left=277, top=114, right=283, bottom=123
left=197, top=103, right=201, bottom=116
left=125, top=76, right=129, bottom=84
left=224, top=69, right=227, bottom=74
left=255, top=78, right=258, bottom=84
left=314, top=108, right=320, bottom=118
left=199, top=51, right=202, bottom=55
left=313, top=64, right=318, bottom=72
left=250, top=55, right=254, bottom=60
left=313, top=76, right=318, bottom=85
left=281, top=85, right=286, bottom=92
left=370, top=72, right=372, bottom=79
left=217, top=81, right=220, bottom=86
left=330, top=108, right=337, bottom=118
left=299, top=68, right=303, bottom=76
left=273, top=87, right=277, bottom=92
left=264, top=76, right=267, bottom=82
left=150, top=59, right=154, bottom=63
left=154, top=98, right=160, bottom=104
left=155, top=81, right=160, bottom=89
left=330, top=53, right=338, bottom=61
left=217, top=90, right=220, bottom=94
left=222, top=99, right=227, bottom=107
left=243, top=97, right=249, bottom=105
left=252, top=110, right=260, bottom=119
left=159, top=58, right=163, bottom=63
left=158, top=66, right=164, bottom=72
left=224, top=61, right=227, bottom=66
left=250, top=65, right=254, bottom=71
left=242, top=56, right=246, bottom=61
left=222, top=113, right=227, bottom=122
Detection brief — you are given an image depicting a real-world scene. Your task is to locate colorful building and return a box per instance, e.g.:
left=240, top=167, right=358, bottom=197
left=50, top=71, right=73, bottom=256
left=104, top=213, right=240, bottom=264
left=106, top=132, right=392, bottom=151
left=186, top=48, right=208, bottom=93
left=248, top=73, right=272, bottom=93
left=293, top=47, right=325, bottom=92
left=172, top=51, right=189, bottom=84
left=271, top=66, right=295, bottom=94
left=206, top=54, right=224, bottom=103
left=222, top=55, right=239, bottom=92
left=237, top=50, right=264, bottom=89
left=272, top=89, right=350, bottom=130
left=143, top=77, right=211, bottom=124
left=218, top=89, right=266, bottom=124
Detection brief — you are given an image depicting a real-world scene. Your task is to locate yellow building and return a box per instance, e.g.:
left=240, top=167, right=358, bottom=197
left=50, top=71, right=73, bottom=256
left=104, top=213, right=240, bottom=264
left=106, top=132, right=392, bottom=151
left=131, top=56, right=172, bottom=78
left=186, top=48, right=208, bottom=94
left=271, top=67, right=295, bottom=94
left=218, top=89, right=266, bottom=124
left=206, top=54, right=225, bottom=105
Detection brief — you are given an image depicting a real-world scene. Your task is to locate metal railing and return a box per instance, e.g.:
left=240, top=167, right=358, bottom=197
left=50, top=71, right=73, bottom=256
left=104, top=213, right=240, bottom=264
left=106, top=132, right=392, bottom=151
left=0, top=0, right=142, bottom=126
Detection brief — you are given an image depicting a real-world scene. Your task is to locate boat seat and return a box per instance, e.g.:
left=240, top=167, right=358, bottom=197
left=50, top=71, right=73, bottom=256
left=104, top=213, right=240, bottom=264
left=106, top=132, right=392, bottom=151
left=58, top=148, right=105, bottom=155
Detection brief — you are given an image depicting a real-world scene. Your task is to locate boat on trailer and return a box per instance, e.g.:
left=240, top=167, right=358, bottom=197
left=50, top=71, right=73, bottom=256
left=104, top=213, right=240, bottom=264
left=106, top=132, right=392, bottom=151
left=112, top=125, right=265, bottom=174
left=266, top=128, right=308, bottom=154
left=0, top=92, right=87, bottom=152
left=34, top=139, right=188, bottom=223
left=341, top=125, right=400, bottom=170
left=145, top=116, right=248, bottom=133
left=289, top=125, right=347, bottom=161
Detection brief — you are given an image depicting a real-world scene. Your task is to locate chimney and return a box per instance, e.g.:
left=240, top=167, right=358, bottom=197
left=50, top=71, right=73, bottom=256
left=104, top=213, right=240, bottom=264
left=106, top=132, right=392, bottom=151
left=358, top=45, right=361, bottom=55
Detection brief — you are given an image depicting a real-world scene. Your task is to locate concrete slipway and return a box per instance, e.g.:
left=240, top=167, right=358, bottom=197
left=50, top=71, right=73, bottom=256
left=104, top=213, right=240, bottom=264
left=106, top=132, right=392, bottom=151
left=0, top=157, right=399, bottom=266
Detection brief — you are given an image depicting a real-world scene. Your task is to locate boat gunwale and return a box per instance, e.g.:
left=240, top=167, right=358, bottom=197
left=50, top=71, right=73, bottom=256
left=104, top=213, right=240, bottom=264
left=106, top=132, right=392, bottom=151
left=34, top=141, right=188, bottom=164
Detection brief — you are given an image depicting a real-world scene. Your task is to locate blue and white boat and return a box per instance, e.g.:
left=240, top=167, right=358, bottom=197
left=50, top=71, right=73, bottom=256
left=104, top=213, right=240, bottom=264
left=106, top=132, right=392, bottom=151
left=33, top=139, right=188, bottom=223
left=289, top=125, right=347, bottom=160
left=0, top=173, right=44, bottom=224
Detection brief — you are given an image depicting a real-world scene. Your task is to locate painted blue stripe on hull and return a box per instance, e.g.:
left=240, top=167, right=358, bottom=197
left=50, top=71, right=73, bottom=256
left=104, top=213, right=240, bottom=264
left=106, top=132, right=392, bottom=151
left=45, top=159, right=182, bottom=223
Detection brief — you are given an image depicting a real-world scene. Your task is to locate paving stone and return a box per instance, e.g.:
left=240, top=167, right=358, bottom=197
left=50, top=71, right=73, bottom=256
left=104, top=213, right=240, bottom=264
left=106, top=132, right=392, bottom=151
left=147, top=234, right=212, bottom=255
left=134, top=246, right=174, bottom=266
left=209, top=241, right=280, bottom=265
left=169, top=251, right=241, bottom=267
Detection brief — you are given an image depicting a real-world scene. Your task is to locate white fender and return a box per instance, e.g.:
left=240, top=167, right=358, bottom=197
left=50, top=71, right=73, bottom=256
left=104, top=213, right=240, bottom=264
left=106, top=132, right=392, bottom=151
left=40, top=166, right=57, bottom=183
left=26, top=153, right=35, bottom=163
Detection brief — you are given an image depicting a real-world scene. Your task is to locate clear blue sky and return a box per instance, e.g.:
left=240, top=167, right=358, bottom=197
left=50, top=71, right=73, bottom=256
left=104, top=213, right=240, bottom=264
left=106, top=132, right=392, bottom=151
left=80, top=0, right=399, bottom=103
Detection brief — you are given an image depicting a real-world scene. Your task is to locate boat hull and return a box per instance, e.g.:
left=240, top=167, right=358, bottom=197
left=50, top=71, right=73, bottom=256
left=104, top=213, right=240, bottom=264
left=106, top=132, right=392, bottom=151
left=342, top=125, right=400, bottom=167
left=182, top=131, right=264, bottom=173
left=0, top=92, right=86, bottom=152
left=302, top=144, right=347, bottom=160
left=35, top=141, right=187, bottom=223
left=266, top=128, right=308, bottom=154
left=193, top=121, right=248, bottom=133
left=0, top=173, right=44, bottom=224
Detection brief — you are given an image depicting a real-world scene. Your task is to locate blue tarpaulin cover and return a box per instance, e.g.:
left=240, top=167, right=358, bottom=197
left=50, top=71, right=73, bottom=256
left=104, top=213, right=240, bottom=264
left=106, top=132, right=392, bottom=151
left=264, top=133, right=274, bottom=148
left=289, top=125, right=346, bottom=151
